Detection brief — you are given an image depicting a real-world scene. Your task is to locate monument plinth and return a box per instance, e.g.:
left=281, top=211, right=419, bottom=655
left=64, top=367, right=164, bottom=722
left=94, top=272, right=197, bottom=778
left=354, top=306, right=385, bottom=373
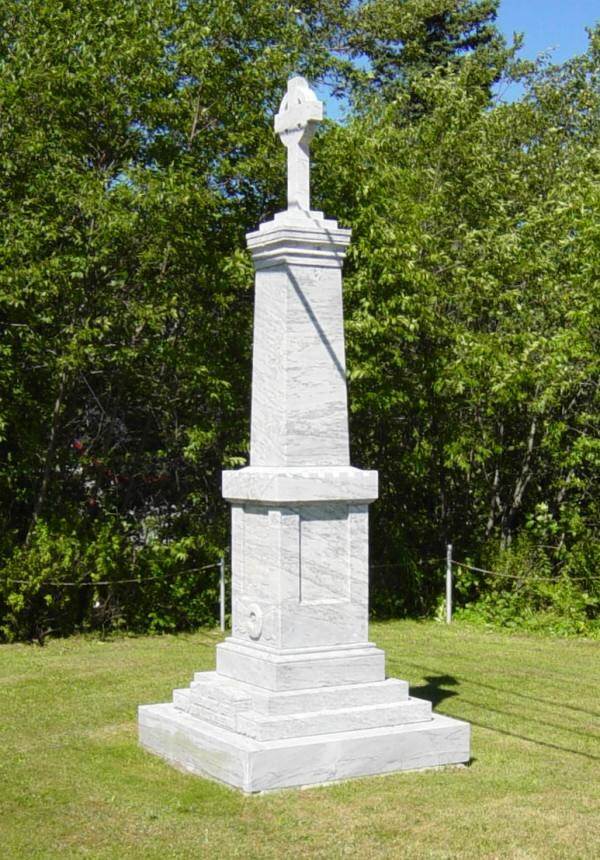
left=138, top=77, right=470, bottom=792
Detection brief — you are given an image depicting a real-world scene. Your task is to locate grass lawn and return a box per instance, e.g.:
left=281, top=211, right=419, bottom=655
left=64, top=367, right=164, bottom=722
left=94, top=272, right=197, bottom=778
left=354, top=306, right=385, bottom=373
left=0, top=620, right=598, bottom=859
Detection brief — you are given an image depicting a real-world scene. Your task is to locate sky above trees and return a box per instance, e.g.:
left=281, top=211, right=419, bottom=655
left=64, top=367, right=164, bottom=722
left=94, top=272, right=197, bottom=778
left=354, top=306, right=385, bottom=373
left=498, top=0, right=598, bottom=66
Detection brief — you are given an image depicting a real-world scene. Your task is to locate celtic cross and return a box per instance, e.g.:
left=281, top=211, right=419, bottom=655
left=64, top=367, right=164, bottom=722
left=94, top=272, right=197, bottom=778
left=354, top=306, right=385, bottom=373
left=274, top=76, right=323, bottom=212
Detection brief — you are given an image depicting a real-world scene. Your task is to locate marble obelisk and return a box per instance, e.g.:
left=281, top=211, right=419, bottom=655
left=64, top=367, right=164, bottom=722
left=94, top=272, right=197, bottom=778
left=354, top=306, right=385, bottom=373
left=138, top=77, right=470, bottom=792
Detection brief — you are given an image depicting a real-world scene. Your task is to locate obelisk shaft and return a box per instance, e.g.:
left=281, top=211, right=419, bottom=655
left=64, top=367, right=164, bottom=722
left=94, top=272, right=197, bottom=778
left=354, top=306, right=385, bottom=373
left=222, top=77, right=376, bottom=654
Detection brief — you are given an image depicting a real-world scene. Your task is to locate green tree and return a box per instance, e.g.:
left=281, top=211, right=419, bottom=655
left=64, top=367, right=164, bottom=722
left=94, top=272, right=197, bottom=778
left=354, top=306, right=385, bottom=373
left=348, top=0, right=506, bottom=99
left=1, top=0, right=596, bottom=640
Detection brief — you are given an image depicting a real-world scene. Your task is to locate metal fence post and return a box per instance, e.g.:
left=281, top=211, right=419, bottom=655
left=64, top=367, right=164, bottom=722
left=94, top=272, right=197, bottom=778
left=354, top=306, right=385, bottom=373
left=446, top=543, right=453, bottom=624
left=219, top=556, right=225, bottom=632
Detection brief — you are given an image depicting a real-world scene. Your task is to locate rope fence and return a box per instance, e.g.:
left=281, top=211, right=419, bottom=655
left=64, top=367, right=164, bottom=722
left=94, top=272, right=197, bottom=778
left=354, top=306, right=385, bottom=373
left=1, top=559, right=228, bottom=632
left=2, top=545, right=597, bottom=631
left=444, top=544, right=600, bottom=623
left=451, top=558, right=596, bottom=582
left=2, top=560, right=222, bottom=588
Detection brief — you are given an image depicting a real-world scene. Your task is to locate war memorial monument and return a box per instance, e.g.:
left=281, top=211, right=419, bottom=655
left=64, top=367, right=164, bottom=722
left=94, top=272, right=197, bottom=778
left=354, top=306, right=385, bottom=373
left=138, top=76, right=470, bottom=792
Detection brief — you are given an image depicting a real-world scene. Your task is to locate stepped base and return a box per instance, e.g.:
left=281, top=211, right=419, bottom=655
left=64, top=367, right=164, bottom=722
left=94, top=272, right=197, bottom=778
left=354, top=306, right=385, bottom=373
left=216, top=641, right=386, bottom=690
left=173, top=672, right=427, bottom=740
left=139, top=703, right=470, bottom=793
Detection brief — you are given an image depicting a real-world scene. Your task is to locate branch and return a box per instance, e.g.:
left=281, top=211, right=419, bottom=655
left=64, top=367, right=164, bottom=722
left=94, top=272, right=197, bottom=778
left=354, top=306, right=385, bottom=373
left=26, top=371, right=68, bottom=545
left=502, top=415, right=538, bottom=545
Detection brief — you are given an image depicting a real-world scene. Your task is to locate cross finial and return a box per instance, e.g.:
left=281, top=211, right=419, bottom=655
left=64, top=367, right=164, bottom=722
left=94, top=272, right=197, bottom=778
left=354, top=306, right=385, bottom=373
left=274, top=76, right=323, bottom=212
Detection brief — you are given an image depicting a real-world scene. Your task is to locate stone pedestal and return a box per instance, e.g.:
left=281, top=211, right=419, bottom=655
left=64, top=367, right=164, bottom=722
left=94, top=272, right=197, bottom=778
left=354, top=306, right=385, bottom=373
left=138, top=78, right=470, bottom=792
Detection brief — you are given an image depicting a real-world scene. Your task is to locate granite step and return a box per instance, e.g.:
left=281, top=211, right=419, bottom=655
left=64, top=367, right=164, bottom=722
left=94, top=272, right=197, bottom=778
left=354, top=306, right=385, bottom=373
left=190, top=671, right=409, bottom=716
left=235, top=697, right=433, bottom=741
left=174, top=684, right=432, bottom=741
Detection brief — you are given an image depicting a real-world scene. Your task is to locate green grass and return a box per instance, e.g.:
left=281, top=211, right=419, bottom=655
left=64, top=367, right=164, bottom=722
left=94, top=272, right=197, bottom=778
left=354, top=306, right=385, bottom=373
left=0, top=621, right=598, bottom=859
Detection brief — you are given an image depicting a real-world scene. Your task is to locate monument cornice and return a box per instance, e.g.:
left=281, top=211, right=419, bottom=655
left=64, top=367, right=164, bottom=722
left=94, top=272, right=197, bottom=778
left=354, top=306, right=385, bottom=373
left=246, top=211, right=351, bottom=270
left=222, top=465, right=378, bottom=504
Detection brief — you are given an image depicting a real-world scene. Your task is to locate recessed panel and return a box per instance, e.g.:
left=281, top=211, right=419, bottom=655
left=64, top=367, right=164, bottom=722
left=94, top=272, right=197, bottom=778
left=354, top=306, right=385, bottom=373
left=299, top=503, right=349, bottom=603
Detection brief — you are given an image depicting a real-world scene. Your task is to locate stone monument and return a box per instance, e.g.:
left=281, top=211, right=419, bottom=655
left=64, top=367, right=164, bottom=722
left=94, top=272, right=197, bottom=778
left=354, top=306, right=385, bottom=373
left=138, top=76, right=470, bottom=792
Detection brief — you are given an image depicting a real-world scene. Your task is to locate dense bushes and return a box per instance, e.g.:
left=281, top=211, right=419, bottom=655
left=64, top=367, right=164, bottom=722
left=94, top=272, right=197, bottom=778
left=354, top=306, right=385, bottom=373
left=454, top=532, right=600, bottom=636
left=0, top=519, right=225, bottom=642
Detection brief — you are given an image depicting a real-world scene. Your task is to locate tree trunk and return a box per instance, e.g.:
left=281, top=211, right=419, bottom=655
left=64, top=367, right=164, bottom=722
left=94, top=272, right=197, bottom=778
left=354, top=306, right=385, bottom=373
left=26, top=371, right=67, bottom=544
left=501, top=416, right=537, bottom=548
left=485, top=422, right=503, bottom=539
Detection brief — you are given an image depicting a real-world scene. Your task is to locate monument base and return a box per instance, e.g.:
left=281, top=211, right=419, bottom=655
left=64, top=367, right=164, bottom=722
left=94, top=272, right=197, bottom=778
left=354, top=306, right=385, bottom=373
left=138, top=670, right=470, bottom=793
left=139, top=704, right=469, bottom=793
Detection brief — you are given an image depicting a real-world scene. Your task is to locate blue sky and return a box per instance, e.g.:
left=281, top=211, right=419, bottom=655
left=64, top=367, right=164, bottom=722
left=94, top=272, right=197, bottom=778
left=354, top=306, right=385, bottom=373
left=496, top=0, right=598, bottom=101
left=498, top=0, right=598, bottom=66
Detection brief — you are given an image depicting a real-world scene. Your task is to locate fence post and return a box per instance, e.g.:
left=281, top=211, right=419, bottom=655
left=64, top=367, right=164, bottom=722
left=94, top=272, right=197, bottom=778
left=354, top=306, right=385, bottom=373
left=219, top=556, right=226, bottom=632
left=446, top=543, right=453, bottom=624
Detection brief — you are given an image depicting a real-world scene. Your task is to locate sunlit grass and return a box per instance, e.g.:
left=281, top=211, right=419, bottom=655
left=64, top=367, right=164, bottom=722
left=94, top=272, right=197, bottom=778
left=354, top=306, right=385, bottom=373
left=1, top=621, right=598, bottom=858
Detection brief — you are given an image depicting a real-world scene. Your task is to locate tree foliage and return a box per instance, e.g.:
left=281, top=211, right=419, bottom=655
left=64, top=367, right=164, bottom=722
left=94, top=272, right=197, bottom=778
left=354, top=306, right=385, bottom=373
left=0, top=0, right=346, bottom=638
left=316, top=28, right=600, bottom=628
left=349, top=0, right=504, bottom=91
left=0, top=1, right=598, bottom=639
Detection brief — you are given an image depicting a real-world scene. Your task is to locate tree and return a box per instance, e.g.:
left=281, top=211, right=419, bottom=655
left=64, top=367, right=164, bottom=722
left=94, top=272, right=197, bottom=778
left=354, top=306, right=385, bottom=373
left=1, top=1, right=597, bottom=639
left=347, top=0, right=506, bottom=100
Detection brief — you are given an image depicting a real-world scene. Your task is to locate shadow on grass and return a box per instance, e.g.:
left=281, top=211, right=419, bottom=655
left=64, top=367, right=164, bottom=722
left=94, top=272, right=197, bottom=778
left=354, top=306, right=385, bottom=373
left=468, top=719, right=600, bottom=761
left=404, top=658, right=600, bottom=718
left=411, top=674, right=459, bottom=707
left=409, top=670, right=600, bottom=763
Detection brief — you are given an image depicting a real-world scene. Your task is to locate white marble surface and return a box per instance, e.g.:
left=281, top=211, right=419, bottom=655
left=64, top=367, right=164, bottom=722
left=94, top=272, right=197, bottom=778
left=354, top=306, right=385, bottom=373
left=175, top=689, right=432, bottom=742
left=235, top=699, right=433, bottom=742
left=249, top=259, right=350, bottom=468
left=139, top=703, right=470, bottom=793
left=246, top=211, right=351, bottom=270
left=230, top=75, right=376, bottom=666
left=228, top=501, right=370, bottom=651
left=172, top=670, right=431, bottom=740
left=222, top=466, right=378, bottom=503
left=190, top=673, right=410, bottom=715
left=172, top=670, right=425, bottom=743
left=216, top=640, right=386, bottom=691
left=274, top=76, right=322, bottom=212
